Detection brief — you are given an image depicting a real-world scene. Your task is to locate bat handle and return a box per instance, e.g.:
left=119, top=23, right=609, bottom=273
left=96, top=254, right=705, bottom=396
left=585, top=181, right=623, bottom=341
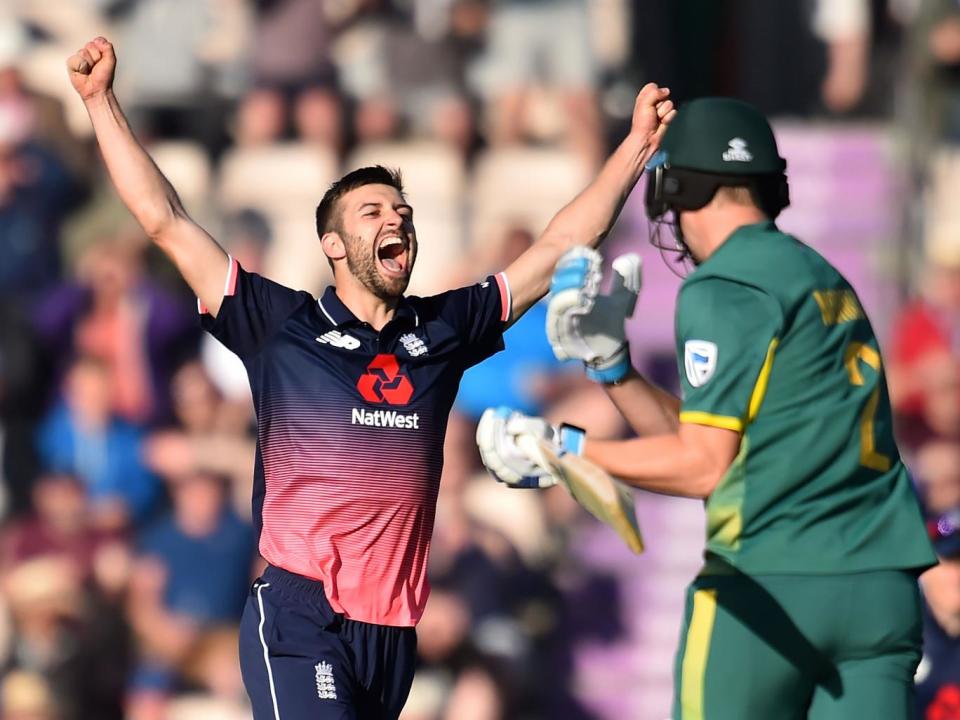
left=515, top=433, right=550, bottom=472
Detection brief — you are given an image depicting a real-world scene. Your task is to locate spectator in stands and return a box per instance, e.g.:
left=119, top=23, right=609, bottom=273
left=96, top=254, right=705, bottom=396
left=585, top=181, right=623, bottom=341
left=889, top=240, right=960, bottom=424
left=0, top=670, right=57, bottom=720
left=143, top=360, right=256, bottom=519
left=428, top=456, right=594, bottom=718
left=234, top=0, right=343, bottom=152
left=813, top=0, right=872, bottom=113
left=0, top=471, right=119, bottom=582
left=918, top=509, right=960, bottom=718
left=32, top=235, right=199, bottom=425
left=1, top=554, right=129, bottom=720
left=413, top=586, right=512, bottom=720
left=35, top=355, right=158, bottom=526
left=0, top=94, right=83, bottom=303
left=374, top=1, right=485, bottom=159
left=899, top=0, right=960, bottom=151
left=0, top=18, right=90, bottom=178
left=0, top=299, right=44, bottom=515
left=469, top=0, right=602, bottom=167
left=105, top=0, right=249, bottom=154
left=917, top=441, right=960, bottom=515
left=126, top=469, right=254, bottom=719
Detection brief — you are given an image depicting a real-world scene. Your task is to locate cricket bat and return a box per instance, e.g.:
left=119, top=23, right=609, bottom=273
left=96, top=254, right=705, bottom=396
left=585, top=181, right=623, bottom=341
left=516, top=435, right=644, bottom=554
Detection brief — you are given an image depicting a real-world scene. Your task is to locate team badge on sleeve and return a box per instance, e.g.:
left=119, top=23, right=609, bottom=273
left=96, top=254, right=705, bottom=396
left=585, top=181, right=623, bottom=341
left=684, top=340, right=718, bottom=387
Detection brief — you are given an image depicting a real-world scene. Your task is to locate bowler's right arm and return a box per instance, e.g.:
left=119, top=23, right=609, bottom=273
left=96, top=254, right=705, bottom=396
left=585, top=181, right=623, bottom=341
left=67, top=37, right=230, bottom=316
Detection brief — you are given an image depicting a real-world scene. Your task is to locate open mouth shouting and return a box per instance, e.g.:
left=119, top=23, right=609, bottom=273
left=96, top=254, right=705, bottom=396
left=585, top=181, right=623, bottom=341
left=376, top=234, right=411, bottom=277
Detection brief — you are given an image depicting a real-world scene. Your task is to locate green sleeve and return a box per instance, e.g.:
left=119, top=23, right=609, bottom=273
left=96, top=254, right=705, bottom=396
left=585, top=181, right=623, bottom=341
left=675, top=278, right=782, bottom=431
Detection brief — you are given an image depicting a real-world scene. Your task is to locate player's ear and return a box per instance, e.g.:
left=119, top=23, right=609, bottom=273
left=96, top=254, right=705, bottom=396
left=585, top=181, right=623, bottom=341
left=321, top=231, right=346, bottom=262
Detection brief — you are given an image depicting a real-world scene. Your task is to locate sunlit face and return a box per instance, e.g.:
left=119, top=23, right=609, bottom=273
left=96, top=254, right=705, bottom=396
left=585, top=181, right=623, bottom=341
left=335, top=184, right=417, bottom=300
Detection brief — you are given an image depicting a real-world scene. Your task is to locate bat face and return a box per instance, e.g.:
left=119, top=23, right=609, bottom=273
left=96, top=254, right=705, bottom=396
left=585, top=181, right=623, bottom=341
left=528, top=438, right=645, bottom=554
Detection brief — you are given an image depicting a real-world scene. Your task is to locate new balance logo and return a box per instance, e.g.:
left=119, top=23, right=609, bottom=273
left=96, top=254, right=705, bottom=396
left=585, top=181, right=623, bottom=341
left=316, top=331, right=361, bottom=350
left=400, top=333, right=428, bottom=357
left=315, top=661, right=337, bottom=701
left=722, top=137, right=753, bottom=163
left=351, top=408, right=420, bottom=429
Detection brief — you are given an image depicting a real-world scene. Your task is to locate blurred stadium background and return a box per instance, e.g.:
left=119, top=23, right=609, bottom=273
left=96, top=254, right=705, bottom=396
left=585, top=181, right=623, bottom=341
left=0, top=0, right=959, bottom=718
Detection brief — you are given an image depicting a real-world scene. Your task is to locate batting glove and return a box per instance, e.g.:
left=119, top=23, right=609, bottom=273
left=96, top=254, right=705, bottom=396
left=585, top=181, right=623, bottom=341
left=546, top=247, right=641, bottom=384
left=476, top=407, right=585, bottom=488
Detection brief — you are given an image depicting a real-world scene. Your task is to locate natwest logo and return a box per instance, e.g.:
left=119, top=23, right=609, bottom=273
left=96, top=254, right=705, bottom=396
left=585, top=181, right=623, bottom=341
left=351, top=408, right=420, bottom=429
left=356, top=354, right=414, bottom=405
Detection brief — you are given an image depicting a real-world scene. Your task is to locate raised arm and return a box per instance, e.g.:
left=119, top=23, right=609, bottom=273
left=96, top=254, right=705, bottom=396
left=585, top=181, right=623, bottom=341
left=502, top=83, right=675, bottom=323
left=67, top=37, right=230, bottom=315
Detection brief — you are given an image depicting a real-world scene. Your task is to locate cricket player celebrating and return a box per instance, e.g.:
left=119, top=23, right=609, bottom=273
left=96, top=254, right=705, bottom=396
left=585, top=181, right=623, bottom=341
left=66, top=37, right=675, bottom=720
left=478, top=98, right=938, bottom=719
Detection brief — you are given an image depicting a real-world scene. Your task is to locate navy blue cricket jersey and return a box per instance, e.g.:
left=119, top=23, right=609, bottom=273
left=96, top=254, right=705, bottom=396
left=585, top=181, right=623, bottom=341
left=200, top=257, right=510, bottom=625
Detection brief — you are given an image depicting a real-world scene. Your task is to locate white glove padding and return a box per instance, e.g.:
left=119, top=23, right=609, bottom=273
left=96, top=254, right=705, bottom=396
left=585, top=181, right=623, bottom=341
left=476, top=407, right=557, bottom=488
left=547, top=247, right=641, bottom=384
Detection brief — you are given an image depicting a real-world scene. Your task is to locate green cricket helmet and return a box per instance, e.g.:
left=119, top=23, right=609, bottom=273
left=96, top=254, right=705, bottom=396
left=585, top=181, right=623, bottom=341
left=645, top=97, right=790, bottom=221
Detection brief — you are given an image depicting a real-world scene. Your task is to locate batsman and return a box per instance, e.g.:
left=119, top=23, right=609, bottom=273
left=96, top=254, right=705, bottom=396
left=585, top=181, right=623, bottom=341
left=478, top=98, right=937, bottom=719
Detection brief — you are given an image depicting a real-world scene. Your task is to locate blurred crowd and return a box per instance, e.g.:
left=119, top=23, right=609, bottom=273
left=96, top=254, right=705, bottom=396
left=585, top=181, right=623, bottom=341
left=0, top=1, right=958, bottom=719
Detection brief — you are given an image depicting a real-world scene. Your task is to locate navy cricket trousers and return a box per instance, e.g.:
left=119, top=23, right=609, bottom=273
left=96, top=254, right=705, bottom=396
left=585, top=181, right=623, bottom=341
left=239, top=566, right=417, bottom=720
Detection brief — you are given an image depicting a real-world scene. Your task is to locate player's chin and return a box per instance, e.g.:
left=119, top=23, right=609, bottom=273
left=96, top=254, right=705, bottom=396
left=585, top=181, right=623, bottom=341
left=377, top=259, right=414, bottom=292
left=376, top=270, right=410, bottom=298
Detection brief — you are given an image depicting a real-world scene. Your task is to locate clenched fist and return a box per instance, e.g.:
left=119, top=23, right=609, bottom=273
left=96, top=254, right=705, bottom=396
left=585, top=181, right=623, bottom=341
left=66, top=37, right=116, bottom=101
left=630, top=82, right=677, bottom=166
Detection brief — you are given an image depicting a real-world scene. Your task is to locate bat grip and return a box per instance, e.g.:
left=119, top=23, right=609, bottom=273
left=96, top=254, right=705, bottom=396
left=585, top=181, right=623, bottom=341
left=515, top=433, right=548, bottom=469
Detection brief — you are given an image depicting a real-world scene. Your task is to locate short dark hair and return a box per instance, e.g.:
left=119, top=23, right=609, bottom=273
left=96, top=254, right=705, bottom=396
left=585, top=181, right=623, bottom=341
left=315, top=166, right=405, bottom=239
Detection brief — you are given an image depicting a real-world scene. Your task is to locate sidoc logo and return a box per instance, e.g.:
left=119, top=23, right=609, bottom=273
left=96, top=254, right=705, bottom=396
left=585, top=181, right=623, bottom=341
left=356, top=354, right=414, bottom=405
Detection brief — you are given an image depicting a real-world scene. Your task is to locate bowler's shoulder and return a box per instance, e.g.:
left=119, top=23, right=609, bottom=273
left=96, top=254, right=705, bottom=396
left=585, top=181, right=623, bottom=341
left=406, top=274, right=505, bottom=318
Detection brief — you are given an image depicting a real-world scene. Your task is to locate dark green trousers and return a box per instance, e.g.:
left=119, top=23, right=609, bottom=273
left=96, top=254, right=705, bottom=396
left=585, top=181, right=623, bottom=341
left=673, top=564, right=923, bottom=720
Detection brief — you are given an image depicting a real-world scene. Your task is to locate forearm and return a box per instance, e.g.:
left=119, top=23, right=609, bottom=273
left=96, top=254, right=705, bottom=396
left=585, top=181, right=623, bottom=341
left=583, top=420, right=741, bottom=498
left=584, top=434, right=716, bottom=498
left=83, top=90, right=185, bottom=239
left=604, top=368, right=681, bottom=436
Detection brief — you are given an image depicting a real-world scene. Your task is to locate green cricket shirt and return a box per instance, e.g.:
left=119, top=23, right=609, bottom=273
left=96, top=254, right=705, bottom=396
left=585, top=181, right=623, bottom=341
left=675, top=221, right=935, bottom=574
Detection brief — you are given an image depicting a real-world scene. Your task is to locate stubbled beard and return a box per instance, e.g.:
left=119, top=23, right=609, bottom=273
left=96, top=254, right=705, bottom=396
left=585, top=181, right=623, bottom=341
left=343, top=233, right=410, bottom=300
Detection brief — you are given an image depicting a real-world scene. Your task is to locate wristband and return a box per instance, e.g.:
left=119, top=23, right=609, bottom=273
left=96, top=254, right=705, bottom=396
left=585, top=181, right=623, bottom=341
left=585, top=351, right=630, bottom=385
left=558, top=424, right=586, bottom=456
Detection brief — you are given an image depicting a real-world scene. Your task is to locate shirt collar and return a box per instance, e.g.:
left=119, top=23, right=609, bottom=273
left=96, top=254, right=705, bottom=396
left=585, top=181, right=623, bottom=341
left=685, top=219, right=778, bottom=282
left=317, top=286, right=419, bottom=328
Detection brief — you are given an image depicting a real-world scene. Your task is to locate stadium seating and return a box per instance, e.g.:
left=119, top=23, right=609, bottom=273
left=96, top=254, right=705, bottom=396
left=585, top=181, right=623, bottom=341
left=150, top=140, right=213, bottom=217
left=469, top=146, right=592, bottom=254
left=218, top=142, right=339, bottom=293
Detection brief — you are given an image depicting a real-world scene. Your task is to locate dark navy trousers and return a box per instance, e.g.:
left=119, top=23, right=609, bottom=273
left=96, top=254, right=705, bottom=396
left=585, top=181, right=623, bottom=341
left=239, top=566, right=418, bottom=720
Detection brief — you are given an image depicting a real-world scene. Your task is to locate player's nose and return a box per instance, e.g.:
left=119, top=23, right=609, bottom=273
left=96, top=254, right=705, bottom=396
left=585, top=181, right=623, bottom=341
left=383, top=210, right=406, bottom=233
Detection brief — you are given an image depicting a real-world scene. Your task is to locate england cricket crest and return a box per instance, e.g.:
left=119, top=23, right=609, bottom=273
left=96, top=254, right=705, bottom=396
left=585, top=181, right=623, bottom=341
left=684, top=340, right=718, bottom=388
left=315, top=661, right=337, bottom=700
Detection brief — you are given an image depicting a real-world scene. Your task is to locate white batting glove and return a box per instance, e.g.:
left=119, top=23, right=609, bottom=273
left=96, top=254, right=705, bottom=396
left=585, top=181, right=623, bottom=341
left=546, top=247, right=641, bottom=384
left=476, top=407, right=586, bottom=489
